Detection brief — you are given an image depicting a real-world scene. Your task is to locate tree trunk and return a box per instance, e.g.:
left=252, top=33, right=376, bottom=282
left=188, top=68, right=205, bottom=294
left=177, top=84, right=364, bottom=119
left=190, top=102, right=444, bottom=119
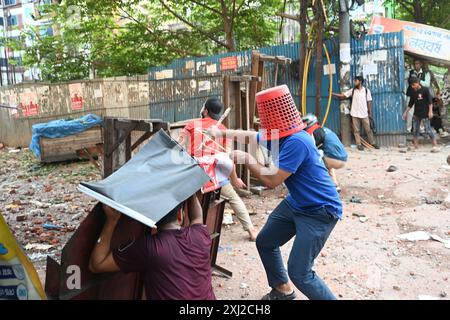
left=298, top=0, right=308, bottom=109
left=413, top=0, right=425, bottom=24
left=315, top=1, right=324, bottom=118
left=220, top=1, right=235, bottom=52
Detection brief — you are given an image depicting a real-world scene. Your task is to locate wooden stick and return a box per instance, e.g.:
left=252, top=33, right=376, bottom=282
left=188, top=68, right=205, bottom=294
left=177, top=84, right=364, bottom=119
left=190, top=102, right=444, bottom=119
left=194, top=128, right=227, bottom=153
left=196, top=108, right=231, bottom=152
left=361, top=138, right=374, bottom=150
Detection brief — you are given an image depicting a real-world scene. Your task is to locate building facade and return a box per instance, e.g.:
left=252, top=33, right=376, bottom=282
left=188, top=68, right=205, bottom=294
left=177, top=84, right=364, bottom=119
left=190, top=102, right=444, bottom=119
left=0, top=0, right=54, bottom=85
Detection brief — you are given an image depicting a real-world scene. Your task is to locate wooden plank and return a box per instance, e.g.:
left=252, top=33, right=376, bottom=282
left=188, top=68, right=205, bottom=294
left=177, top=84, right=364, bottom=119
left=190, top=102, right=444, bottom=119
left=229, top=75, right=260, bottom=82
left=40, top=127, right=102, bottom=163
left=232, top=81, right=242, bottom=129
left=223, top=75, right=230, bottom=128
left=244, top=81, right=251, bottom=191
left=125, top=133, right=131, bottom=162
left=103, top=118, right=114, bottom=178
left=131, top=131, right=153, bottom=151
left=259, top=54, right=292, bottom=64
left=112, top=119, right=168, bottom=132
left=114, top=121, right=153, bottom=132
left=248, top=50, right=260, bottom=128
left=105, top=123, right=137, bottom=157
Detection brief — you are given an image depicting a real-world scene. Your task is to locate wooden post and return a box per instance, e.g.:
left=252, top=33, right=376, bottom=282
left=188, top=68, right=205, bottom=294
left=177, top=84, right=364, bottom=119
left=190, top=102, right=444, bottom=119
left=298, top=0, right=308, bottom=109
left=223, top=75, right=230, bottom=128
left=249, top=50, right=260, bottom=128
left=232, top=81, right=242, bottom=129
left=103, top=118, right=114, bottom=178
left=244, top=81, right=251, bottom=191
left=315, top=0, right=324, bottom=118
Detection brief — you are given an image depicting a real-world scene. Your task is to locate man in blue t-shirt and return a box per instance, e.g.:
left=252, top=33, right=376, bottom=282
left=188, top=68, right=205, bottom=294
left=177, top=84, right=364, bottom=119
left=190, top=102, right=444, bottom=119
left=208, top=96, right=342, bottom=300
left=302, top=114, right=348, bottom=190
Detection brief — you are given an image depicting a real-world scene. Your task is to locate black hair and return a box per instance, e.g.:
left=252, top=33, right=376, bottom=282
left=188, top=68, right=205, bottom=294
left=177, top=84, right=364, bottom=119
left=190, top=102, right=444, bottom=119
left=204, top=97, right=223, bottom=120
left=313, top=127, right=326, bottom=148
left=414, top=59, right=422, bottom=64
left=156, top=203, right=183, bottom=228
left=355, top=75, right=364, bottom=83
left=409, top=76, right=420, bottom=85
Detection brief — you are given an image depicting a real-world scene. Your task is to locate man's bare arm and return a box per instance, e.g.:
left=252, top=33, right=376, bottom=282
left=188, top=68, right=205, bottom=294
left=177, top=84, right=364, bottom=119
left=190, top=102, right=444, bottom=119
left=367, top=101, right=373, bottom=117
left=233, top=151, right=291, bottom=189
left=89, top=205, right=121, bottom=273
left=187, top=194, right=203, bottom=225
left=332, top=92, right=346, bottom=100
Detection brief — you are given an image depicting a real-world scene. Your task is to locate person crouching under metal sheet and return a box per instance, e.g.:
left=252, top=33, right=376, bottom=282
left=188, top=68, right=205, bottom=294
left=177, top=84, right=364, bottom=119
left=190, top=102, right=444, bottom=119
left=302, top=114, right=348, bottom=192
left=208, top=85, right=342, bottom=300
left=88, top=195, right=216, bottom=300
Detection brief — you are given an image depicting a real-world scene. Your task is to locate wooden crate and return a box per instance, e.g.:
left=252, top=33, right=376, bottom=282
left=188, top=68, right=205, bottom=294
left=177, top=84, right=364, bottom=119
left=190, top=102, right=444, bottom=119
left=39, top=126, right=103, bottom=163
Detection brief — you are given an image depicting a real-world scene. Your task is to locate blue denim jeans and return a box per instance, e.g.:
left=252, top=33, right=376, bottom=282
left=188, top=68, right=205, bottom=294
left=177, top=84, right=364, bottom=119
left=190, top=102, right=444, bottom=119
left=256, top=199, right=338, bottom=300
left=413, top=117, right=436, bottom=140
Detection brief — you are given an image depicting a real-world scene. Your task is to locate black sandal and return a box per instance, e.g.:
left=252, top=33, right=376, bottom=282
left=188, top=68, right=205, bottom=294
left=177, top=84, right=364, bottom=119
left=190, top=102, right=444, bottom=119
left=261, top=289, right=296, bottom=300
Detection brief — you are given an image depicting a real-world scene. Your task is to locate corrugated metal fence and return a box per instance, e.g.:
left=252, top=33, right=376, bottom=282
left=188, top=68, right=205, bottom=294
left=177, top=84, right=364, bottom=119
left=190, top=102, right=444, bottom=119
left=1, top=32, right=406, bottom=147
left=351, top=32, right=406, bottom=145
left=148, top=39, right=343, bottom=133
left=0, top=76, right=150, bottom=147
left=148, top=32, right=406, bottom=144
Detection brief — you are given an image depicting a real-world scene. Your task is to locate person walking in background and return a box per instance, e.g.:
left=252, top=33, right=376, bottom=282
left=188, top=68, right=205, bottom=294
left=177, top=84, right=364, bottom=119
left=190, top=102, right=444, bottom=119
left=408, top=59, right=432, bottom=93
left=333, top=76, right=379, bottom=151
left=423, top=61, right=440, bottom=98
left=403, top=77, right=439, bottom=153
left=404, top=62, right=415, bottom=133
left=440, top=67, right=450, bottom=132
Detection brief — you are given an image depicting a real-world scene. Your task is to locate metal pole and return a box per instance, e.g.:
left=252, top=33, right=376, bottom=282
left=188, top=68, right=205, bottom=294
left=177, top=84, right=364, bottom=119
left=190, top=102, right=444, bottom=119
left=338, top=0, right=352, bottom=146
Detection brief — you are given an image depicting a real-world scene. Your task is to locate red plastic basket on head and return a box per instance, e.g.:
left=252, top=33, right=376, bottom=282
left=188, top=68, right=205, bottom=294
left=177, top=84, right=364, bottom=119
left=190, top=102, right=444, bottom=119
left=256, top=85, right=306, bottom=140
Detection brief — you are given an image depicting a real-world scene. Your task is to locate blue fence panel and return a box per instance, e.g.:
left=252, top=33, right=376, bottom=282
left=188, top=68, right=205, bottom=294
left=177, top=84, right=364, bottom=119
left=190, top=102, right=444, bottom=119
left=148, top=33, right=405, bottom=140
left=148, top=40, right=342, bottom=133
left=259, top=39, right=341, bottom=133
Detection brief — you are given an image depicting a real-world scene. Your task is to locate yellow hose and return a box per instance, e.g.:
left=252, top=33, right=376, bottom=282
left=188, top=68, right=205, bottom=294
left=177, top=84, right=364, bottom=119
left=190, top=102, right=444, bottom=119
left=301, top=22, right=333, bottom=126
left=302, top=42, right=313, bottom=115
left=321, top=43, right=332, bottom=127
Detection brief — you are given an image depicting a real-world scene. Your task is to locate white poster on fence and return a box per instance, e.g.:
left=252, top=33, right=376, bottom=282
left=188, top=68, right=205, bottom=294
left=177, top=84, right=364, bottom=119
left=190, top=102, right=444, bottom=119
left=198, top=80, right=211, bottom=92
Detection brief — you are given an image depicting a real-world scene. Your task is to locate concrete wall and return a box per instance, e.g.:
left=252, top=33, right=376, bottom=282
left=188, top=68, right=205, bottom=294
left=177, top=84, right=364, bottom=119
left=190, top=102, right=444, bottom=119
left=0, top=75, right=150, bottom=147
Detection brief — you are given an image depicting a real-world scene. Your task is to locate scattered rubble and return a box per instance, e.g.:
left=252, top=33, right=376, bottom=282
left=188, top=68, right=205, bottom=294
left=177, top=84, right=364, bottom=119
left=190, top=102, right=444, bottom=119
left=397, top=231, right=450, bottom=248
left=387, top=165, right=398, bottom=172
left=1, top=145, right=449, bottom=300
left=350, top=196, right=362, bottom=204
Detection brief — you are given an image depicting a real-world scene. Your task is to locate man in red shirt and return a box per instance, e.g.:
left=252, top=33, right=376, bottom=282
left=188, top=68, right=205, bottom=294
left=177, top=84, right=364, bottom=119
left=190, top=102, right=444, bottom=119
left=89, top=195, right=215, bottom=300
left=178, top=97, right=257, bottom=241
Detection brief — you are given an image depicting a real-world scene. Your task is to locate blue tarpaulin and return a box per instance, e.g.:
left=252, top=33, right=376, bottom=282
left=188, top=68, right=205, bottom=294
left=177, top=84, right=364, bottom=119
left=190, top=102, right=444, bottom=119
left=29, top=114, right=103, bottom=158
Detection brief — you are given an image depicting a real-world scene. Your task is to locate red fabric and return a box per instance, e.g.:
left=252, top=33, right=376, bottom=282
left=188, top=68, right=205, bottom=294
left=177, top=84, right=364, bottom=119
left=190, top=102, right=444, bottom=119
left=182, top=118, right=229, bottom=157
left=197, top=155, right=219, bottom=193
left=113, top=224, right=216, bottom=300
left=306, top=123, right=321, bottom=135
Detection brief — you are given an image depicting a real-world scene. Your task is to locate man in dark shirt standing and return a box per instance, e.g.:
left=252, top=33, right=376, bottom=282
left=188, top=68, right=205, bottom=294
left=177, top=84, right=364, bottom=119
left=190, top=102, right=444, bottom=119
left=403, top=77, right=439, bottom=152
left=88, top=194, right=216, bottom=300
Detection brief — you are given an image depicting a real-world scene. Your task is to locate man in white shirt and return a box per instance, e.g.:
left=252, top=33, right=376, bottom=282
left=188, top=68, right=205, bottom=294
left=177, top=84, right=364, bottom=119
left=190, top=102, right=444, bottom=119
left=333, top=76, right=379, bottom=151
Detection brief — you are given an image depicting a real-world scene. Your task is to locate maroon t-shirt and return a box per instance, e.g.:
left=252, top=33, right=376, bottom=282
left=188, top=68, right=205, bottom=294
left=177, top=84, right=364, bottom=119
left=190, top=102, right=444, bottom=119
left=112, top=224, right=215, bottom=300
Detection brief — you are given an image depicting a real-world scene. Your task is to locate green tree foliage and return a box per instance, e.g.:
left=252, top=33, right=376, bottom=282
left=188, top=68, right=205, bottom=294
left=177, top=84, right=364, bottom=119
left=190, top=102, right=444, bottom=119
left=385, top=0, right=450, bottom=29
left=21, top=0, right=282, bottom=81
